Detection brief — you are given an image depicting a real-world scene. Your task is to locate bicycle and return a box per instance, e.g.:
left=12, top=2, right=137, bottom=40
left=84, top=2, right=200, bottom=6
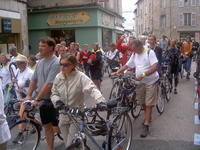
left=55, top=99, right=132, bottom=150
left=7, top=100, right=63, bottom=150
left=194, top=50, right=200, bottom=119
left=109, top=74, right=142, bottom=119
left=156, top=60, right=172, bottom=114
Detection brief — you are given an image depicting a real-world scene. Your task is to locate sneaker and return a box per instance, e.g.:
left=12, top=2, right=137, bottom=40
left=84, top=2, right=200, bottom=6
left=174, top=89, right=178, bottom=94
left=186, top=73, right=190, bottom=80
left=13, top=132, right=24, bottom=144
left=140, top=124, right=149, bottom=138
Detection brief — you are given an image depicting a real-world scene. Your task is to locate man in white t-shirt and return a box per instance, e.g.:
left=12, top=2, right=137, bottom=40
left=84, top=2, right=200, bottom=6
left=112, top=40, right=159, bottom=138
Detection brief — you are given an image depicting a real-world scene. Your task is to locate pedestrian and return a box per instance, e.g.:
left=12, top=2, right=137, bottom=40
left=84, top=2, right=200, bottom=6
left=159, top=35, right=168, bottom=52
left=51, top=53, right=105, bottom=148
left=113, top=40, right=159, bottom=138
left=9, top=46, right=21, bottom=63
left=57, top=45, right=66, bottom=60
left=80, top=44, right=90, bottom=77
left=88, top=43, right=103, bottom=90
left=116, top=35, right=135, bottom=65
left=148, top=35, right=163, bottom=75
left=0, top=54, right=16, bottom=103
left=23, top=37, right=60, bottom=150
left=27, top=55, right=37, bottom=71
left=0, top=79, right=11, bottom=150
left=12, top=54, right=33, bottom=99
left=167, top=40, right=181, bottom=94
left=105, top=43, right=122, bottom=73
left=181, top=36, right=193, bottom=79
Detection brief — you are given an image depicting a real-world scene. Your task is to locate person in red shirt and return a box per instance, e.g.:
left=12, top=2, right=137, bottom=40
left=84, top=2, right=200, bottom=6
left=80, top=44, right=90, bottom=77
left=116, top=35, right=136, bottom=65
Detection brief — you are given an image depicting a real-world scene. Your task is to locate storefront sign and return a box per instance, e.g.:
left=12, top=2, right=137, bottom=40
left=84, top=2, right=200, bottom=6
left=2, top=18, right=11, bottom=33
left=102, top=12, right=114, bottom=27
left=47, top=11, right=90, bottom=26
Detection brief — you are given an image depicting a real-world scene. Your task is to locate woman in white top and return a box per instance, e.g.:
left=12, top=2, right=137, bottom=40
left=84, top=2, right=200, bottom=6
left=12, top=55, right=33, bottom=99
left=0, top=79, right=11, bottom=150
left=51, top=53, right=105, bottom=147
left=0, top=54, right=16, bottom=104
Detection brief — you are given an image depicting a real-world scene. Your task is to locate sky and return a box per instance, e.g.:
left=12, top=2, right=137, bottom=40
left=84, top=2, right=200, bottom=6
left=122, top=0, right=137, bottom=30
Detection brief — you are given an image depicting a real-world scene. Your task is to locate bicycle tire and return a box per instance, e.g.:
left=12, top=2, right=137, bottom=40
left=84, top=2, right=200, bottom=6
left=156, top=87, right=165, bottom=115
left=66, top=139, right=91, bottom=150
left=109, top=81, right=120, bottom=100
left=7, top=119, right=41, bottom=150
left=164, top=77, right=171, bottom=102
left=108, top=113, right=132, bottom=150
left=131, top=102, right=142, bottom=119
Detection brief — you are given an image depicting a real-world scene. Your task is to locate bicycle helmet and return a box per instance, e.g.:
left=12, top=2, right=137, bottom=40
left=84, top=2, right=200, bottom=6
left=86, top=120, right=107, bottom=136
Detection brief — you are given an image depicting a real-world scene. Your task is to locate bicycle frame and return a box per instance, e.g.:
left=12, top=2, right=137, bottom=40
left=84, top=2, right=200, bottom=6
left=64, top=105, right=129, bottom=150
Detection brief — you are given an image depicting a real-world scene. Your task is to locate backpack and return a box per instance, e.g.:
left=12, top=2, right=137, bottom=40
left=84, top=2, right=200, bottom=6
left=169, top=49, right=179, bottom=66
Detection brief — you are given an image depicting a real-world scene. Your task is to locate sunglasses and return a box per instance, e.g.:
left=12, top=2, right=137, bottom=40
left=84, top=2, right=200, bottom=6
left=60, top=63, right=72, bottom=67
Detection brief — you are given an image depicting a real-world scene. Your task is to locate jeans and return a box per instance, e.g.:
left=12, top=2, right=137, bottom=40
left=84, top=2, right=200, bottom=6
left=183, top=57, right=192, bottom=73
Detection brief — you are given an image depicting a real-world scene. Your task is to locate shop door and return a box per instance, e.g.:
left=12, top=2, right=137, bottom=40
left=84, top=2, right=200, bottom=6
left=51, top=29, right=75, bottom=46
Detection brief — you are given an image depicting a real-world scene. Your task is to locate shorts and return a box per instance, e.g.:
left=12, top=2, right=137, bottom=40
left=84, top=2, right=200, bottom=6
left=39, top=99, right=59, bottom=126
left=136, top=82, right=158, bottom=106
left=90, top=66, right=102, bottom=81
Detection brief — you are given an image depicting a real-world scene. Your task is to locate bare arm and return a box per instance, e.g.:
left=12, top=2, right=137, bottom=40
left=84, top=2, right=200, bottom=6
left=25, top=80, right=37, bottom=99
left=116, top=65, right=129, bottom=74
left=144, top=63, right=158, bottom=76
left=35, top=83, right=53, bottom=101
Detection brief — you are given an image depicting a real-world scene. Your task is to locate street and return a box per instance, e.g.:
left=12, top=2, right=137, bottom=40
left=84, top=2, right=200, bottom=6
left=8, top=63, right=199, bottom=150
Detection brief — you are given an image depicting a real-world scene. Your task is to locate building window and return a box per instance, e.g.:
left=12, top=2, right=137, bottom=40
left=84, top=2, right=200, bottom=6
left=161, top=0, right=166, bottom=8
left=179, top=0, right=194, bottom=6
left=160, top=15, right=166, bottom=28
left=180, top=13, right=197, bottom=26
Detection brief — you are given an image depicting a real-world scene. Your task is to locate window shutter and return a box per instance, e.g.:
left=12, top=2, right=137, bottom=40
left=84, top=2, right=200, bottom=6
left=180, top=14, right=184, bottom=26
left=191, top=13, right=196, bottom=26
left=191, top=0, right=196, bottom=6
left=179, top=0, right=184, bottom=7
left=196, top=0, right=200, bottom=5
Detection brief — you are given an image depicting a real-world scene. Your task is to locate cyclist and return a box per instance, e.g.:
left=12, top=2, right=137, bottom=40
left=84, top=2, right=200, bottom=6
left=105, top=43, right=122, bottom=73
left=113, top=40, right=159, bottom=138
left=167, top=40, right=181, bottom=94
left=51, top=53, right=105, bottom=148
left=0, top=80, right=11, bottom=150
left=23, top=37, right=60, bottom=150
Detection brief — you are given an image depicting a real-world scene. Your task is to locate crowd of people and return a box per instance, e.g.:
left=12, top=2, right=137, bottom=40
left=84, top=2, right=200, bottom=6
left=0, top=34, right=199, bottom=149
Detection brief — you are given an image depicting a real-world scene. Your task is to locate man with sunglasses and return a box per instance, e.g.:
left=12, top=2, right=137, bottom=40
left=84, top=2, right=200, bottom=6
left=24, top=37, right=60, bottom=150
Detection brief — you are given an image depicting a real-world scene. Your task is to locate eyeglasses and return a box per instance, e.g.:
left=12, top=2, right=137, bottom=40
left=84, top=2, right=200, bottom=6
left=59, top=63, right=72, bottom=67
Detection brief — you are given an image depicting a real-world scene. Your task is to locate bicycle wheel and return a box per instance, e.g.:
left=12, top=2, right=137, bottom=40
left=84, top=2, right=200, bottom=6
left=108, top=113, right=132, bottom=150
left=7, top=119, right=41, bottom=150
left=131, top=100, right=142, bottom=119
left=109, top=81, right=120, bottom=100
left=66, top=139, right=90, bottom=150
left=164, top=77, right=172, bottom=102
left=156, top=87, right=165, bottom=115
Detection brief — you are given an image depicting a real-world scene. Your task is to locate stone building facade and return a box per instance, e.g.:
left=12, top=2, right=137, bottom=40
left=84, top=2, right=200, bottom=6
left=135, top=0, right=200, bottom=41
left=27, top=0, right=123, bottom=54
left=0, top=0, right=28, bottom=55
